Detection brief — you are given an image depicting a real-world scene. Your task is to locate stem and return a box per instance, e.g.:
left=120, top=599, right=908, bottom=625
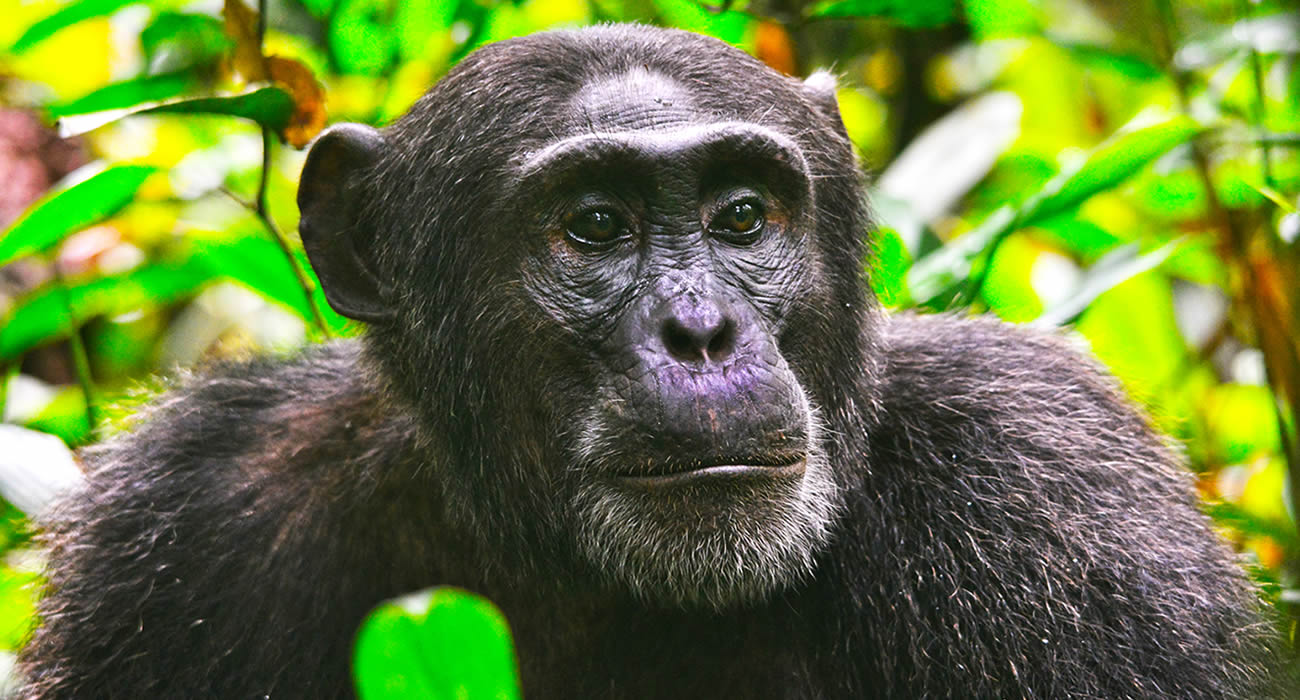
left=53, top=269, right=97, bottom=435
left=1156, top=0, right=1300, bottom=534
left=1237, top=0, right=1275, bottom=188
left=251, top=0, right=332, bottom=339
left=0, top=362, right=12, bottom=422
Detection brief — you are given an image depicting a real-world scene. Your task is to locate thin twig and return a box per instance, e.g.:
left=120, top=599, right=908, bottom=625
left=53, top=269, right=96, bottom=436
left=250, top=0, right=332, bottom=339
left=220, top=184, right=334, bottom=338
left=0, top=362, right=12, bottom=422
left=1237, top=0, right=1275, bottom=188
left=1156, top=0, right=1300, bottom=532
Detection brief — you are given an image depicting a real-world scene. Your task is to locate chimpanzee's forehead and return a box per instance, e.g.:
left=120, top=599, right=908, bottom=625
left=568, top=67, right=698, bottom=133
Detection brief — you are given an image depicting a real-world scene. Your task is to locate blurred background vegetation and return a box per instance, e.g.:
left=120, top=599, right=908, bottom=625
left=0, top=0, right=1298, bottom=691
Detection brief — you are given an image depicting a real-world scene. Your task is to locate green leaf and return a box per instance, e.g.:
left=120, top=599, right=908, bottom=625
left=807, top=0, right=955, bottom=27
left=652, top=0, right=750, bottom=45
left=1029, top=116, right=1202, bottom=222
left=0, top=165, right=157, bottom=268
left=869, top=228, right=911, bottom=307
left=964, top=0, right=1039, bottom=37
left=141, top=12, right=234, bottom=73
left=194, top=233, right=316, bottom=322
left=1032, top=240, right=1182, bottom=327
left=0, top=566, right=38, bottom=652
left=23, top=387, right=91, bottom=446
left=906, top=113, right=1201, bottom=304
left=905, top=204, right=1015, bottom=304
left=394, top=0, right=458, bottom=61
left=57, top=87, right=295, bottom=137
left=145, top=88, right=294, bottom=126
left=354, top=588, right=521, bottom=700
left=1075, top=272, right=1183, bottom=394
left=1204, top=385, right=1283, bottom=464
left=330, top=0, right=399, bottom=75
left=49, top=71, right=198, bottom=119
left=0, top=259, right=212, bottom=362
left=1049, top=38, right=1163, bottom=81
left=9, top=0, right=139, bottom=53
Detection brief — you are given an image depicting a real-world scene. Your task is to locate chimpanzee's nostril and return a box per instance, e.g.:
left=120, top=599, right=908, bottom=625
left=708, top=319, right=735, bottom=359
left=662, top=315, right=735, bottom=364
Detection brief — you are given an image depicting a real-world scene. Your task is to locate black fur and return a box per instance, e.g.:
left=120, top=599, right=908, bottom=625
left=18, top=25, right=1283, bottom=698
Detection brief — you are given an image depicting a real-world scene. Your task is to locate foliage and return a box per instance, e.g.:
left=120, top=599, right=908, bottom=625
left=1, top=0, right=1298, bottom=693
left=355, top=588, right=521, bottom=700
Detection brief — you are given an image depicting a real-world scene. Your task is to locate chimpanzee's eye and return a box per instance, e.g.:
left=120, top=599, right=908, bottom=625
left=566, top=209, right=627, bottom=248
left=709, top=198, right=765, bottom=244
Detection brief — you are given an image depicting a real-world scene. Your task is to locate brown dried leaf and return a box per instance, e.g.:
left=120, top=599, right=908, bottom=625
left=223, top=0, right=268, bottom=82
left=755, top=22, right=796, bottom=76
left=267, top=56, right=327, bottom=148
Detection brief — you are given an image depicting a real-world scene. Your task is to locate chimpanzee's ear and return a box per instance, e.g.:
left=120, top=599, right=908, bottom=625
left=801, top=70, right=849, bottom=138
left=297, top=123, right=394, bottom=324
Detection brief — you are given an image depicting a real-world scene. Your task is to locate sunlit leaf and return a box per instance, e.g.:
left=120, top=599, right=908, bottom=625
left=807, top=0, right=955, bottom=27
left=1206, top=385, right=1284, bottom=464
left=652, top=0, right=750, bottom=45
left=964, top=0, right=1039, bottom=37
left=141, top=12, right=233, bottom=73
left=1050, top=38, right=1163, bottom=81
left=1206, top=500, right=1298, bottom=547
left=194, top=233, right=316, bottom=322
left=907, top=113, right=1201, bottom=303
left=354, top=588, right=521, bottom=700
left=905, top=205, right=1014, bottom=304
left=0, top=425, right=82, bottom=516
left=0, top=564, right=37, bottom=652
left=870, top=228, right=911, bottom=307
left=394, top=0, right=458, bottom=61
left=48, top=71, right=198, bottom=119
left=877, top=91, right=1021, bottom=225
left=23, top=387, right=91, bottom=446
left=58, top=88, right=295, bottom=138
left=1033, top=240, right=1182, bottom=327
left=1028, top=115, right=1202, bottom=222
left=330, top=0, right=399, bottom=75
left=1033, top=215, right=1122, bottom=261
left=0, top=259, right=212, bottom=362
left=0, top=165, right=157, bottom=268
left=1075, top=272, right=1184, bottom=396
left=9, top=0, right=137, bottom=52
left=981, top=234, right=1045, bottom=322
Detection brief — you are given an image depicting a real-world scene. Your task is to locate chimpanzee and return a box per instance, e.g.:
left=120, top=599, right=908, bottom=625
left=17, top=24, right=1284, bottom=699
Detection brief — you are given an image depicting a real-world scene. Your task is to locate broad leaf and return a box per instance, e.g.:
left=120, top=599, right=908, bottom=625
left=1032, top=240, right=1182, bottom=327
left=194, top=233, right=317, bottom=322
left=906, top=113, right=1201, bottom=304
left=0, top=259, right=212, bottom=361
left=141, top=12, right=234, bottom=73
left=0, top=425, right=83, bottom=516
left=9, top=0, right=139, bottom=52
left=354, top=588, right=521, bottom=700
left=652, top=0, right=750, bottom=45
left=49, top=71, right=198, bottom=119
left=0, top=165, right=157, bottom=268
left=58, top=87, right=295, bottom=138
left=807, top=0, right=956, bottom=27
left=330, top=0, right=399, bottom=75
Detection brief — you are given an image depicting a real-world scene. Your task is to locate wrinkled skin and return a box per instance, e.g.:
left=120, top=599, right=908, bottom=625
left=18, top=25, right=1285, bottom=700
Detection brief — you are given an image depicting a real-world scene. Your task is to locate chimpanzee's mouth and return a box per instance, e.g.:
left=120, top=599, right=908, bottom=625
left=613, top=453, right=807, bottom=488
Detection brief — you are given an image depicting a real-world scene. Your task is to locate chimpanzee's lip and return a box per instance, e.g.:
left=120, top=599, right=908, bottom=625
left=613, top=454, right=806, bottom=488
